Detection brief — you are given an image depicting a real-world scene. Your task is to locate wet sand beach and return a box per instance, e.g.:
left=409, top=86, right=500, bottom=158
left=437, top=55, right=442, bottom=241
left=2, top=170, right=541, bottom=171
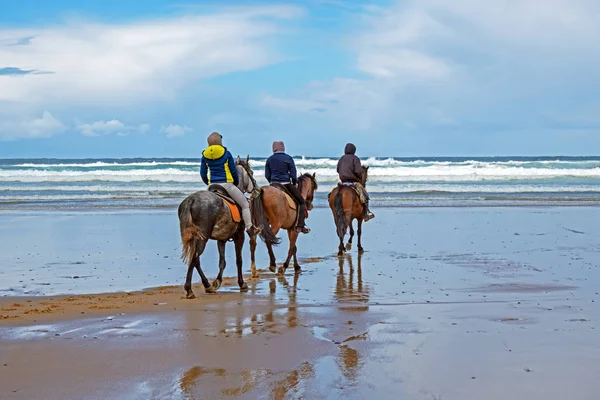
left=1, top=207, right=600, bottom=399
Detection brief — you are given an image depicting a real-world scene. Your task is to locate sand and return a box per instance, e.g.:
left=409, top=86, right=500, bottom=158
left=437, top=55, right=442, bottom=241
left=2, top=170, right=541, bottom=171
left=1, top=207, right=600, bottom=399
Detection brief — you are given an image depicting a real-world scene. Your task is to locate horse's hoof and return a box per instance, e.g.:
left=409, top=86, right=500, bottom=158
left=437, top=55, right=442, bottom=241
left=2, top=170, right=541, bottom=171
left=358, top=247, right=365, bottom=254
left=277, top=266, right=286, bottom=275
left=186, top=292, right=196, bottom=299
left=211, top=280, right=222, bottom=290
left=269, top=265, right=277, bottom=273
left=346, top=243, right=352, bottom=251
left=205, top=286, right=216, bottom=294
left=240, top=282, right=249, bottom=292
left=294, top=266, right=301, bottom=273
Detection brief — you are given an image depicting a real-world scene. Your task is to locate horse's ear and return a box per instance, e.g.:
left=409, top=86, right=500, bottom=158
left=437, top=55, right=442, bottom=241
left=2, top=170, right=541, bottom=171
left=236, top=155, right=241, bottom=162
left=312, top=172, right=316, bottom=179
left=246, top=155, right=250, bottom=164
left=365, top=166, right=370, bottom=170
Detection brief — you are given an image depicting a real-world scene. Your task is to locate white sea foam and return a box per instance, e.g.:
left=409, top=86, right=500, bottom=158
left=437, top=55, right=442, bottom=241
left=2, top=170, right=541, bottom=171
left=2, top=164, right=600, bottom=183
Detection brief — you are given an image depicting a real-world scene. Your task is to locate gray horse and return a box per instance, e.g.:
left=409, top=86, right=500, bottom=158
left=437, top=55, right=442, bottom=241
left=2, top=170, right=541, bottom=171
left=178, top=155, right=257, bottom=298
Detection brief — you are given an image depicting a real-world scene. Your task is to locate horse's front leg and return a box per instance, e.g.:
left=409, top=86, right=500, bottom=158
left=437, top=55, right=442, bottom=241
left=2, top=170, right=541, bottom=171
left=290, top=229, right=301, bottom=272
left=208, top=240, right=227, bottom=293
left=250, top=234, right=258, bottom=278
left=279, top=229, right=298, bottom=275
left=234, top=230, right=249, bottom=292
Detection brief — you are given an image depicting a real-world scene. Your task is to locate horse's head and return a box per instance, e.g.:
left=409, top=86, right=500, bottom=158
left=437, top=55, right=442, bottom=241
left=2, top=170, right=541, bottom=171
left=235, top=155, right=258, bottom=194
left=298, top=172, right=318, bottom=210
left=361, top=166, right=369, bottom=187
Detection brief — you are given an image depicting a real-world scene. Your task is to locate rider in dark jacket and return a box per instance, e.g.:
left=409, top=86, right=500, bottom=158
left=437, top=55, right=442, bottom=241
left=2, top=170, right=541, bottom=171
left=265, top=141, right=309, bottom=233
left=336, top=143, right=375, bottom=221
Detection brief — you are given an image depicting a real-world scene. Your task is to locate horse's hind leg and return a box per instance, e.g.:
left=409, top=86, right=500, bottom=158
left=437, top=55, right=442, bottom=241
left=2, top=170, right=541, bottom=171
left=357, top=219, right=364, bottom=253
left=192, top=239, right=212, bottom=292
left=267, top=243, right=277, bottom=273
left=346, top=221, right=354, bottom=251
left=184, top=261, right=197, bottom=299
left=279, top=229, right=298, bottom=275
left=208, top=240, right=227, bottom=293
left=338, top=233, right=345, bottom=257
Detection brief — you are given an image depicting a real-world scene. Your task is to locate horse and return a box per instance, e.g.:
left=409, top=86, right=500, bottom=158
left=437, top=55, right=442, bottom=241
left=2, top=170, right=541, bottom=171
left=328, top=166, right=370, bottom=256
left=243, top=168, right=318, bottom=277
left=177, top=155, right=256, bottom=298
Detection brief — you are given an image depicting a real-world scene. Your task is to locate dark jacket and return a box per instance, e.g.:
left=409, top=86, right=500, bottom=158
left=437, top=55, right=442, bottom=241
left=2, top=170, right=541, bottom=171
left=265, top=152, right=298, bottom=184
left=337, top=143, right=362, bottom=183
left=200, top=145, right=239, bottom=186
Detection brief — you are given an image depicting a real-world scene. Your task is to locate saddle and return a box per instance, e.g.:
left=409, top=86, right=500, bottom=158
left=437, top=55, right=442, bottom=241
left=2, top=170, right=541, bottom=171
left=270, top=183, right=297, bottom=211
left=207, top=184, right=242, bottom=223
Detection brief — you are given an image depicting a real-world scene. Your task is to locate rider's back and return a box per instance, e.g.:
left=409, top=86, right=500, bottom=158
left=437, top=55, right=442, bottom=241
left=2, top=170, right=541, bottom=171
left=200, top=144, right=239, bottom=186
left=266, top=152, right=297, bottom=184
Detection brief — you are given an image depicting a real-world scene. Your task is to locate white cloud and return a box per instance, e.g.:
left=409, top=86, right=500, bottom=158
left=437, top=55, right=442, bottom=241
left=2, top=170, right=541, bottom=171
left=0, top=5, right=303, bottom=110
left=77, top=120, right=149, bottom=137
left=161, top=124, right=193, bottom=138
left=0, top=111, right=66, bottom=141
left=263, top=0, right=600, bottom=133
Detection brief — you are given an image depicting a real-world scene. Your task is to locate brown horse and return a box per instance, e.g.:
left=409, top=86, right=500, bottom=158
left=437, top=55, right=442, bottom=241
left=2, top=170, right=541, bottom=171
left=328, top=166, right=369, bottom=256
left=247, top=172, right=318, bottom=276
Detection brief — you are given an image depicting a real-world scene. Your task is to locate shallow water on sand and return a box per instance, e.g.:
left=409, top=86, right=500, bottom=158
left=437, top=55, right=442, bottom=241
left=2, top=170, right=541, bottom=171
left=1, top=207, right=600, bottom=399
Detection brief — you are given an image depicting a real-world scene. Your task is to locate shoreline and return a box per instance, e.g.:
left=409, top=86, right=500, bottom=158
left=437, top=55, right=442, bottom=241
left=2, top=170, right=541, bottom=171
left=1, top=202, right=600, bottom=213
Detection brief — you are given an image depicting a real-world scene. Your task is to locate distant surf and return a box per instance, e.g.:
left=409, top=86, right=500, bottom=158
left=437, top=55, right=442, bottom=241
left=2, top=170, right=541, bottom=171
left=1, top=156, right=600, bottom=209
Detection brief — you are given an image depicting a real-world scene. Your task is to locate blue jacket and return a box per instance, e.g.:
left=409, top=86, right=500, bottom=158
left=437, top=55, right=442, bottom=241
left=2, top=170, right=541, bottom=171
left=200, top=145, right=239, bottom=186
left=265, top=152, right=297, bottom=184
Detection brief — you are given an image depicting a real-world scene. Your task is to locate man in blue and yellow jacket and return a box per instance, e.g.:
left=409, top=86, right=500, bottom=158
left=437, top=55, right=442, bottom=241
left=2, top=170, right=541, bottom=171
left=200, top=132, right=260, bottom=236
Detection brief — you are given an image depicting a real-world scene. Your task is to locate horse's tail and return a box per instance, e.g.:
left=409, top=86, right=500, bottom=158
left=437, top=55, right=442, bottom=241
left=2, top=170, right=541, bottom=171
left=250, top=189, right=281, bottom=246
left=334, top=189, right=349, bottom=239
left=178, top=197, right=206, bottom=266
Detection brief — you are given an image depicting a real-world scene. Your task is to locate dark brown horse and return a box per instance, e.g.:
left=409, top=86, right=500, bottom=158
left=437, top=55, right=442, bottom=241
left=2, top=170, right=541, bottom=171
left=247, top=172, right=318, bottom=276
left=328, top=166, right=369, bottom=256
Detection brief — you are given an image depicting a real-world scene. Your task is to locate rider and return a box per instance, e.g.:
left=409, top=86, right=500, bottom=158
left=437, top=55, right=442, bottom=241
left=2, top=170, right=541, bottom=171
left=336, top=143, right=375, bottom=221
left=200, top=131, right=261, bottom=236
left=265, top=141, right=310, bottom=234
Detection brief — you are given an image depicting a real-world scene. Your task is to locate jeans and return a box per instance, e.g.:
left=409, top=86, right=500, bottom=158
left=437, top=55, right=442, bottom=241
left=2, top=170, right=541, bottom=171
left=219, top=182, right=252, bottom=229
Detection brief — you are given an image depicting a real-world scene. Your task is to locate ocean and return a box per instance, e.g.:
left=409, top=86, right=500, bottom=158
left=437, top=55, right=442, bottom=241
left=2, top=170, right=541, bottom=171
left=1, top=156, right=600, bottom=210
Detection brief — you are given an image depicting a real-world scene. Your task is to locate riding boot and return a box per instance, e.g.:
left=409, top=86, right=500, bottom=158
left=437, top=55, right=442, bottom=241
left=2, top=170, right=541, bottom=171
left=363, top=201, right=375, bottom=221
left=296, top=204, right=310, bottom=234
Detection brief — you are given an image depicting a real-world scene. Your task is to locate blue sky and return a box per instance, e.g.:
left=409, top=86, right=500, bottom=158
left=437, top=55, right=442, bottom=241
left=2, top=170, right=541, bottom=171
left=1, top=0, right=600, bottom=158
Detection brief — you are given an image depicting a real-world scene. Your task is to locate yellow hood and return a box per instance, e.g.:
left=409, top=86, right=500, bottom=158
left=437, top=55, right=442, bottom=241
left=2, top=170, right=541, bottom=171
left=203, top=145, right=225, bottom=160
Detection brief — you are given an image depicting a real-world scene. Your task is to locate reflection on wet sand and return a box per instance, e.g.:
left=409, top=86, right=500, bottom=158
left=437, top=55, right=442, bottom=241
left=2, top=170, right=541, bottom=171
left=335, top=253, right=370, bottom=311
left=178, top=362, right=314, bottom=399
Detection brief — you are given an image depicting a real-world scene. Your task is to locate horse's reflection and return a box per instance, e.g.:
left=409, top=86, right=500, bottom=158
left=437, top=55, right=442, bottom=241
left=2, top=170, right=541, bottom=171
left=335, top=253, right=369, bottom=309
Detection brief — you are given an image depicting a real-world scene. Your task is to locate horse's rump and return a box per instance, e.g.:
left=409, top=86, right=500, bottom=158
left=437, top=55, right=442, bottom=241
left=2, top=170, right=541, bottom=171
left=337, top=182, right=366, bottom=203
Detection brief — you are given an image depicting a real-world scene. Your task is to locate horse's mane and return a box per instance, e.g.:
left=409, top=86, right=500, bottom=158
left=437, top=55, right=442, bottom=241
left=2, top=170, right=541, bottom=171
left=361, top=166, right=369, bottom=185
left=298, top=173, right=317, bottom=192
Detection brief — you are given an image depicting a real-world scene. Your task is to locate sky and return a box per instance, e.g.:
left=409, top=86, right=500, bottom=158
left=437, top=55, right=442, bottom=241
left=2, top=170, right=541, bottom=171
left=1, top=0, right=600, bottom=158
